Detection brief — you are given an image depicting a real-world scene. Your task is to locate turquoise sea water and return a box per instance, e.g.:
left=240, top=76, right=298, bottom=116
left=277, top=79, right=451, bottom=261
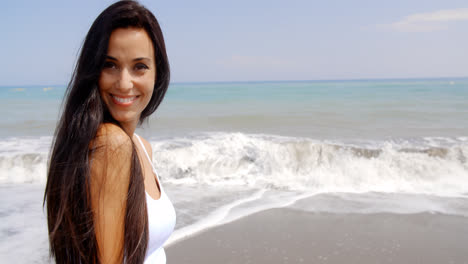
left=1, top=78, right=467, bottom=139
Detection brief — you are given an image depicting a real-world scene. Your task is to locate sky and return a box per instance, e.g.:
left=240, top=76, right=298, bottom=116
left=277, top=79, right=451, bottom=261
left=1, top=0, right=467, bottom=85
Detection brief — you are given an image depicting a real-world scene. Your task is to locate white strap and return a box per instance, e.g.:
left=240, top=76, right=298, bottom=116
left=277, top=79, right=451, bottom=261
left=134, top=134, right=164, bottom=196
left=134, top=134, right=155, bottom=170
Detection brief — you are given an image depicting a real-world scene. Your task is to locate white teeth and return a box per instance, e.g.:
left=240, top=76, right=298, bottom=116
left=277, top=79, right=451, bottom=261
left=112, top=95, right=137, bottom=103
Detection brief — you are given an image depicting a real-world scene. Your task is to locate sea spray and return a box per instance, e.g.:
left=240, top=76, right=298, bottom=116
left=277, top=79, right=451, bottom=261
left=1, top=133, right=467, bottom=197
left=151, top=132, right=467, bottom=196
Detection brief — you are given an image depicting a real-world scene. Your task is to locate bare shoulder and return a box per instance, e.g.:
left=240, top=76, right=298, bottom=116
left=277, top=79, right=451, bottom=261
left=138, top=135, right=153, bottom=159
left=93, top=123, right=132, bottom=152
left=90, top=123, right=132, bottom=184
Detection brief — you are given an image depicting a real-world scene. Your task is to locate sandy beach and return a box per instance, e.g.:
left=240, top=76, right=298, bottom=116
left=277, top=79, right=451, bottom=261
left=166, top=208, right=468, bottom=264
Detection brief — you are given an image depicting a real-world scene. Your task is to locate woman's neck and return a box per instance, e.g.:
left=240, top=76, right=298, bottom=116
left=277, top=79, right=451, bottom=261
left=119, top=119, right=138, bottom=137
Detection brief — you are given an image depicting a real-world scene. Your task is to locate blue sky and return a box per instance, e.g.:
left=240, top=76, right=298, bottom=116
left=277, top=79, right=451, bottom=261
left=1, top=0, right=467, bottom=85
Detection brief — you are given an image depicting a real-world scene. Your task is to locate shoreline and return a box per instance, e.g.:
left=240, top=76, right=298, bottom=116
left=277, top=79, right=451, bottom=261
left=166, top=208, right=468, bottom=264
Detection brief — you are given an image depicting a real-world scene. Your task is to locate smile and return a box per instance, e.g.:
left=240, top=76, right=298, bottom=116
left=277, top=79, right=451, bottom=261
left=111, top=94, right=139, bottom=105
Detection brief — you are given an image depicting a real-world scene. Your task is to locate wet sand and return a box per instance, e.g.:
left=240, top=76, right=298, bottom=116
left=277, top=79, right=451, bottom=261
left=166, top=209, right=468, bottom=264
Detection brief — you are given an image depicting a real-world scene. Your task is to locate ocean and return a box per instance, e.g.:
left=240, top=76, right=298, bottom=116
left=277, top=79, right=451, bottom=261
left=1, top=78, right=467, bottom=263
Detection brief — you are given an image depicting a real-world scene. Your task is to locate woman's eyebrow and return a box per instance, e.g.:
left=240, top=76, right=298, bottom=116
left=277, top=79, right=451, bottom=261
left=105, top=55, right=151, bottom=62
left=133, top=57, right=151, bottom=62
left=105, top=55, right=118, bottom=61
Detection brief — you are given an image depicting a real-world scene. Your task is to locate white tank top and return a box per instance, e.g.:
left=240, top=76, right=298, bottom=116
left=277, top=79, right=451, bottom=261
left=135, top=135, right=176, bottom=264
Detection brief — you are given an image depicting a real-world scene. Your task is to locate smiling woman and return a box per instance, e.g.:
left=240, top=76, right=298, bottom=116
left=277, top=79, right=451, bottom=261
left=43, top=1, right=175, bottom=264
left=99, top=27, right=156, bottom=135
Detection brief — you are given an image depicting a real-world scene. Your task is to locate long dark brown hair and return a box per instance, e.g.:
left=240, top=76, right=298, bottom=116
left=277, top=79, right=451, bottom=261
left=44, top=1, right=170, bottom=263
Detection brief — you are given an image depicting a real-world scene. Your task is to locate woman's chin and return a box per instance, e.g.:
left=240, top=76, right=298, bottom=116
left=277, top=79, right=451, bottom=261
left=110, top=113, right=139, bottom=127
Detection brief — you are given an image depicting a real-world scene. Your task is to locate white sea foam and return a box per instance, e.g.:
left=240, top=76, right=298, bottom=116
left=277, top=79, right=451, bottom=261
left=166, top=189, right=266, bottom=246
left=1, top=133, right=467, bottom=261
left=0, top=137, right=51, bottom=184
left=289, top=192, right=468, bottom=216
left=151, top=132, right=468, bottom=197
left=0, top=136, right=52, bottom=155
left=0, top=185, right=50, bottom=263
left=1, top=133, right=467, bottom=198
left=152, top=132, right=468, bottom=242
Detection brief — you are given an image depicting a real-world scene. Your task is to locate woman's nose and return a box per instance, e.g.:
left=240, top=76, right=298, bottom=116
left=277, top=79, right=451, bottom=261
left=117, top=68, right=133, bottom=90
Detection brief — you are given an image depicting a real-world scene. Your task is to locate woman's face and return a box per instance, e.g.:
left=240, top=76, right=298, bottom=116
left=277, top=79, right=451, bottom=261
left=99, top=27, right=156, bottom=133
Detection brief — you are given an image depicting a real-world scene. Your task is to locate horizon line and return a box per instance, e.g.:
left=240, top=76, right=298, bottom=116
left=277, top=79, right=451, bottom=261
left=1, top=75, right=467, bottom=87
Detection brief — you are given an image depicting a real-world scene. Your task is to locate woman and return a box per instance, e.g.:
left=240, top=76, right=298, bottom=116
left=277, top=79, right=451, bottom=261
left=44, top=1, right=175, bottom=263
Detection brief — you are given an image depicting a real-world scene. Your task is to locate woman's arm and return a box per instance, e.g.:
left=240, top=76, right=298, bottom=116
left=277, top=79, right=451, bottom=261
left=89, top=124, right=132, bottom=263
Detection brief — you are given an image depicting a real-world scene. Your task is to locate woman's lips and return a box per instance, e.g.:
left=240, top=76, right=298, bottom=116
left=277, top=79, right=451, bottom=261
left=111, top=94, right=138, bottom=106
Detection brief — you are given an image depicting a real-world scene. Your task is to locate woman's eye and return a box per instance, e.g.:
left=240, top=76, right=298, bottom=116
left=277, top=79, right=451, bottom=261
left=135, top=63, right=149, bottom=71
left=103, top=61, right=116, bottom=69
